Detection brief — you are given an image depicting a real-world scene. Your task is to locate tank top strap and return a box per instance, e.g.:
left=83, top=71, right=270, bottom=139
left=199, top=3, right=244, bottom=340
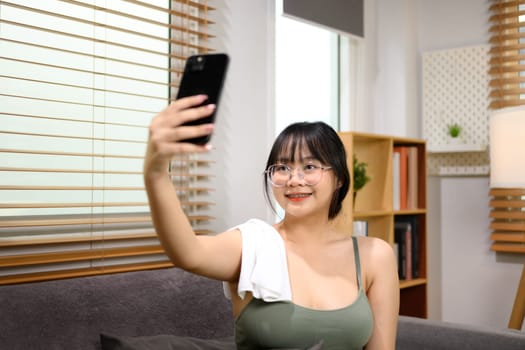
left=351, top=236, right=363, bottom=290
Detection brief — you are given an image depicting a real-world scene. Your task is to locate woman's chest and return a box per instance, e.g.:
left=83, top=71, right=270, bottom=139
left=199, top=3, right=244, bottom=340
left=235, top=298, right=373, bottom=350
left=285, top=244, right=360, bottom=310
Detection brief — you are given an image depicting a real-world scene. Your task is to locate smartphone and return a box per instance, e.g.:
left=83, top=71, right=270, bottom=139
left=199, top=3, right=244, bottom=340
left=177, top=53, right=230, bottom=145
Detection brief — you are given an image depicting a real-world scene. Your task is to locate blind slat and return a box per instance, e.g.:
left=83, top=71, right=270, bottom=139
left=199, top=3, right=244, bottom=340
left=1, top=37, right=186, bottom=70
left=0, top=231, right=158, bottom=247
left=0, top=215, right=214, bottom=228
left=0, top=261, right=174, bottom=285
left=0, top=201, right=213, bottom=209
left=0, top=245, right=166, bottom=268
left=491, top=243, right=525, bottom=253
left=0, top=228, right=213, bottom=248
left=490, top=232, right=525, bottom=243
left=0, top=185, right=212, bottom=192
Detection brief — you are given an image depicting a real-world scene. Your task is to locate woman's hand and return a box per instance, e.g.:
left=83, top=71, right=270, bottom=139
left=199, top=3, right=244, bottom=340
left=144, top=95, right=216, bottom=179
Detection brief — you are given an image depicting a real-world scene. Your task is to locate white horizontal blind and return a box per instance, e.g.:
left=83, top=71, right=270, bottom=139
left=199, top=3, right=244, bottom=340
left=0, top=0, right=215, bottom=284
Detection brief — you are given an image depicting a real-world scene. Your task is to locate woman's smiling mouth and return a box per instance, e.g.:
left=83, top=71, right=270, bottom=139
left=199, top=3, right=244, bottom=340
left=285, top=192, right=312, bottom=202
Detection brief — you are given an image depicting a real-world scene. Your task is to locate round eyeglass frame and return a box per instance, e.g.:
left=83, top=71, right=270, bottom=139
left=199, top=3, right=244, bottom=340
left=264, top=164, right=332, bottom=187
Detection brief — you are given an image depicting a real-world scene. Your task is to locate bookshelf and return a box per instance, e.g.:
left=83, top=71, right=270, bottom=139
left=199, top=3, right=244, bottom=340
left=336, top=131, right=428, bottom=318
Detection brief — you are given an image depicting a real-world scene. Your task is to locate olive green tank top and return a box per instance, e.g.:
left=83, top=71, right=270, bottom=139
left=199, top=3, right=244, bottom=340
left=234, top=237, right=374, bottom=350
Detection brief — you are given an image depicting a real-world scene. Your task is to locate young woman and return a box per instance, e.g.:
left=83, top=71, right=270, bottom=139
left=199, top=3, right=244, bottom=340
left=144, top=95, right=399, bottom=349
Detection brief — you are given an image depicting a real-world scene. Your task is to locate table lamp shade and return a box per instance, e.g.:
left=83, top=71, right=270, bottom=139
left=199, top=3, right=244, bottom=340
left=489, top=106, right=525, bottom=188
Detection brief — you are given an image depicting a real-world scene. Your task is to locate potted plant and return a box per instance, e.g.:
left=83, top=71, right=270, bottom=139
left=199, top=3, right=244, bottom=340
left=447, top=123, right=462, bottom=139
left=353, top=154, right=371, bottom=202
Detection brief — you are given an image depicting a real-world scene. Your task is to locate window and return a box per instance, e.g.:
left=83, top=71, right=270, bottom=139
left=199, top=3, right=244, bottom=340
left=0, top=0, right=215, bottom=284
left=274, top=0, right=362, bottom=134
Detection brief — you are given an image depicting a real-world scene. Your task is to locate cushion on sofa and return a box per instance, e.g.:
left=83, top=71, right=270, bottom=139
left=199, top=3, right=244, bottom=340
left=100, top=333, right=235, bottom=350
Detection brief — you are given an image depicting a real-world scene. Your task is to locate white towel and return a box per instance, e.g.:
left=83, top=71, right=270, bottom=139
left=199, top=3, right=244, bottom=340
left=223, top=218, right=292, bottom=302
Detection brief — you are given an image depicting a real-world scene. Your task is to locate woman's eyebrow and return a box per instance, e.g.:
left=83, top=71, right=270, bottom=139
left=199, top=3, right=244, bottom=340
left=277, top=155, right=317, bottom=163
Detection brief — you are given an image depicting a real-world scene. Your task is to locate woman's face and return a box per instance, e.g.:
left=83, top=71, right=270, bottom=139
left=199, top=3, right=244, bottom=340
left=270, top=146, right=339, bottom=220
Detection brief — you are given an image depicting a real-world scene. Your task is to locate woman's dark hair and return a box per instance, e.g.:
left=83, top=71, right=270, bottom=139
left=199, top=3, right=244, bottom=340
left=263, top=121, right=350, bottom=220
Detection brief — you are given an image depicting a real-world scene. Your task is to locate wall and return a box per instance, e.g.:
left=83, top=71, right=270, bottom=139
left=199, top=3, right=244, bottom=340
left=208, top=1, right=276, bottom=231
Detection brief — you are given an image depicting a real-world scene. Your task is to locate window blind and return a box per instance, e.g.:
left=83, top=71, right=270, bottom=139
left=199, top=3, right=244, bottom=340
left=488, top=0, right=525, bottom=109
left=0, top=0, right=216, bottom=285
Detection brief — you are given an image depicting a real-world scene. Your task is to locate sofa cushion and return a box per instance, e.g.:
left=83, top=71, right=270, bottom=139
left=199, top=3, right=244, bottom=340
left=100, top=333, right=235, bottom=350
left=100, top=333, right=325, bottom=350
left=396, top=315, right=525, bottom=350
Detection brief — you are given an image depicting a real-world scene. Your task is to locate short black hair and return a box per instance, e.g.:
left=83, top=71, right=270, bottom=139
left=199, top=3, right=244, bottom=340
left=263, top=121, right=350, bottom=219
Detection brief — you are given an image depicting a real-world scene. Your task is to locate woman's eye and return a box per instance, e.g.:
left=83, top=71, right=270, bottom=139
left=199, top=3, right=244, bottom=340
left=274, top=165, right=288, bottom=172
left=304, top=164, right=318, bottom=171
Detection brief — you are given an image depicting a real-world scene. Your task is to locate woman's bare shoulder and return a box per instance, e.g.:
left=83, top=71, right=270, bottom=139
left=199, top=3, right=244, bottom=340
left=355, top=236, right=398, bottom=288
left=354, top=236, right=397, bottom=271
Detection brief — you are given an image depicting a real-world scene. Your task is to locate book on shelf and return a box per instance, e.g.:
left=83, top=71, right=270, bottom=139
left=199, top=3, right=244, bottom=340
left=392, top=151, right=400, bottom=211
left=407, top=147, right=418, bottom=210
left=393, top=147, right=408, bottom=210
left=352, top=220, right=368, bottom=237
left=395, top=221, right=411, bottom=280
left=394, top=216, right=420, bottom=280
left=393, top=146, right=419, bottom=210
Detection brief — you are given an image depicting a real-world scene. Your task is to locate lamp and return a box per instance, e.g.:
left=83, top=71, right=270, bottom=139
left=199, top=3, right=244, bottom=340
left=489, top=106, right=525, bottom=330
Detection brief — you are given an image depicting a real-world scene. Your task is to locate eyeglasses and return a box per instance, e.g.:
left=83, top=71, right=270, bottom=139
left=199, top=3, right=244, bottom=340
left=265, top=164, right=332, bottom=187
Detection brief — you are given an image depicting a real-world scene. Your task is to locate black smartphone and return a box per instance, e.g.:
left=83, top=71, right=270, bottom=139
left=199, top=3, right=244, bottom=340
left=177, top=53, right=229, bottom=145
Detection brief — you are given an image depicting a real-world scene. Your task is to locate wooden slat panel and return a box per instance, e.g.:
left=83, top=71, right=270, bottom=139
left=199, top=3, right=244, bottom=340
left=489, top=0, right=525, bottom=12
left=490, top=199, right=525, bottom=208
left=491, top=243, right=525, bottom=253
left=488, top=0, right=525, bottom=109
left=490, top=221, right=525, bottom=231
left=490, top=188, right=525, bottom=196
left=491, top=232, right=525, bottom=243
left=490, top=210, right=525, bottom=219
left=489, top=55, right=525, bottom=65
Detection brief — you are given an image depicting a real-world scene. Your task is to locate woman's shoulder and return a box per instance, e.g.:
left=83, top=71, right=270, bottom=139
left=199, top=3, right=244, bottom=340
left=355, top=236, right=398, bottom=290
left=355, top=236, right=396, bottom=263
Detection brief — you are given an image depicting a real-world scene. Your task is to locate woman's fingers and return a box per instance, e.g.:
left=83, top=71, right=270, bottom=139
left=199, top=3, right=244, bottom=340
left=147, top=95, right=217, bottom=156
left=170, top=122, right=215, bottom=143
left=168, top=94, right=208, bottom=113
left=174, top=103, right=216, bottom=128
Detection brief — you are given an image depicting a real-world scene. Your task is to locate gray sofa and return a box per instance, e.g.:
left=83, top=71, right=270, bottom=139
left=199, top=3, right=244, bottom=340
left=0, top=267, right=524, bottom=349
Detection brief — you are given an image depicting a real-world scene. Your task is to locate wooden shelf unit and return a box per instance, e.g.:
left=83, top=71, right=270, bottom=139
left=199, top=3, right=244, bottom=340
left=337, top=131, right=428, bottom=318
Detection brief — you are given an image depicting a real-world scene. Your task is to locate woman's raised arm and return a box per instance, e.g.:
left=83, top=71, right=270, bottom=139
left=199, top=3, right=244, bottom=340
left=143, top=95, right=241, bottom=281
